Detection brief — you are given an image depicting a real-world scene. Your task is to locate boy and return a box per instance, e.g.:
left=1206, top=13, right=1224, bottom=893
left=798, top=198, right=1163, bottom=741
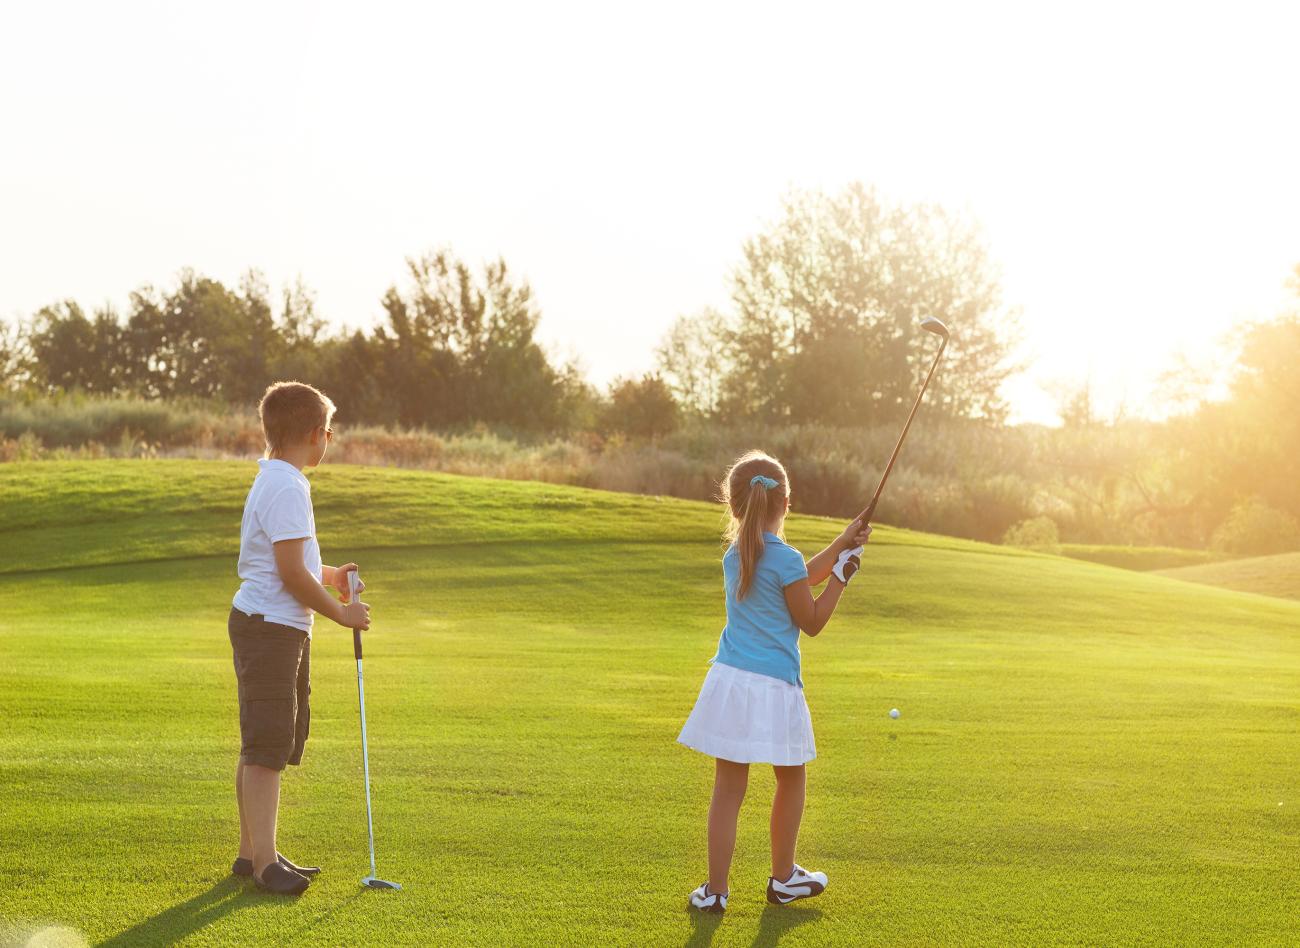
left=227, top=381, right=371, bottom=895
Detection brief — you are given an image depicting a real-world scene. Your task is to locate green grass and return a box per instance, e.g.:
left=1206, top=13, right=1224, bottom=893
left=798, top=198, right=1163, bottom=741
left=1058, top=543, right=1224, bottom=572
left=1, top=461, right=1297, bottom=947
left=1157, top=551, right=1300, bottom=601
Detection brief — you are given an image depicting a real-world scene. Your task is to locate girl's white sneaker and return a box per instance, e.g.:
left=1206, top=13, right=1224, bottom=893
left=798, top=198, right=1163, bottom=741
left=688, top=882, right=728, bottom=913
left=766, top=864, right=827, bottom=905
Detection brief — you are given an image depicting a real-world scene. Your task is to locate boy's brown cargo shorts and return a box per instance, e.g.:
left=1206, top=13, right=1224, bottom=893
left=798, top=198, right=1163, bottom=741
left=228, top=608, right=310, bottom=771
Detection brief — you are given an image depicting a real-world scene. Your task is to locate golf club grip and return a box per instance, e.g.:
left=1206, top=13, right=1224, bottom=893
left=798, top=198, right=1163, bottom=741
left=348, top=569, right=363, bottom=658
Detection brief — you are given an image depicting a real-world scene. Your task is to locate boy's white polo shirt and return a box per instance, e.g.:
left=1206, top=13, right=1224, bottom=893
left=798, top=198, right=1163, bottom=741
left=232, top=459, right=323, bottom=635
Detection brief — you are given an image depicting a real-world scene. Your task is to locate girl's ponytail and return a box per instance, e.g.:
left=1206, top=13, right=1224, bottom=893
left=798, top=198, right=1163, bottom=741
left=721, top=452, right=789, bottom=599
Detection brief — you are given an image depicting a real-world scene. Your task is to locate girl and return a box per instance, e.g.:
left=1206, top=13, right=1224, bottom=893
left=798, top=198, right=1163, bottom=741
left=679, top=450, right=870, bottom=913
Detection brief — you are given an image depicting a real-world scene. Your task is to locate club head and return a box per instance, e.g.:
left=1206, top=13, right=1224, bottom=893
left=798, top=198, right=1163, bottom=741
left=361, top=876, right=403, bottom=890
left=920, top=316, right=950, bottom=338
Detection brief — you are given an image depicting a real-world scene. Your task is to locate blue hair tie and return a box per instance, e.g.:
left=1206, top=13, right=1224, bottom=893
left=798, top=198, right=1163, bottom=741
left=750, top=475, right=778, bottom=491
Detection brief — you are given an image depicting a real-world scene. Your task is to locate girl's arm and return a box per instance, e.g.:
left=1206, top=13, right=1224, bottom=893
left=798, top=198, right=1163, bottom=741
left=783, top=577, right=846, bottom=637
left=805, top=520, right=872, bottom=587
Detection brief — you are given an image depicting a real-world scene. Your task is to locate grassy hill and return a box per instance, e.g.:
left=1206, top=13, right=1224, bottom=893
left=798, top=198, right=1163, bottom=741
left=1157, top=551, right=1300, bottom=601
left=0, top=461, right=1297, bottom=946
left=1058, top=543, right=1223, bottom=572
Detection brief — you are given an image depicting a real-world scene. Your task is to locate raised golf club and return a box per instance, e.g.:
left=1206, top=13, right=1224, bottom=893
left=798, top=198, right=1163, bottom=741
left=349, top=570, right=402, bottom=891
left=855, top=315, right=950, bottom=527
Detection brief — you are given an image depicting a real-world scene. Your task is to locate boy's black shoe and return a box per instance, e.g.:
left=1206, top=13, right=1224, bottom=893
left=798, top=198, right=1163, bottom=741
left=276, top=854, right=322, bottom=877
left=233, top=854, right=322, bottom=878
left=253, top=861, right=311, bottom=896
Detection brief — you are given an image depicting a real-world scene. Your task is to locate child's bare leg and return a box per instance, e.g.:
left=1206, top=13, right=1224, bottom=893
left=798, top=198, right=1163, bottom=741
left=241, top=762, right=282, bottom=876
left=770, top=764, right=806, bottom=880
left=236, top=760, right=253, bottom=860
left=708, top=758, right=749, bottom=893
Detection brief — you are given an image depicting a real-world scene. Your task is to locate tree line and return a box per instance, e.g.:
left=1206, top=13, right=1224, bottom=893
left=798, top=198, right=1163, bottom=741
left=1, top=255, right=582, bottom=433
left=3, top=183, right=1298, bottom=553
left=1, top=184, right=1016, bottom=437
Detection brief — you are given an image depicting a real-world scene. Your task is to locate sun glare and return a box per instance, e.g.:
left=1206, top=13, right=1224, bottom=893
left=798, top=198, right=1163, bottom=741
left=1, top=1, right=1297, bottom=424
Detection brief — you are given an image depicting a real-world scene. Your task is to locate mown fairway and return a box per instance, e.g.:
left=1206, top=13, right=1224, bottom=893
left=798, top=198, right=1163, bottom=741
left=1, top=461, right=1297, bottom=947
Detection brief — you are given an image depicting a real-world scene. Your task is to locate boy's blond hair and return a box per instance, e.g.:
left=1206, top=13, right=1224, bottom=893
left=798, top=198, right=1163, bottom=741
left=258, top=381, right=336, bottom=458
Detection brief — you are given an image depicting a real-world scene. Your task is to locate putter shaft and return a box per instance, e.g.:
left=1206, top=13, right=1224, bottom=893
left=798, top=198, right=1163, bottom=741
left=350, top=570, right=402, bottom=891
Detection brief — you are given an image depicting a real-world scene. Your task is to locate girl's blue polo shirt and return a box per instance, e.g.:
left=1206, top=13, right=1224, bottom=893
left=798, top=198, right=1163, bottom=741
left=711, top=532, right=809, bottom=687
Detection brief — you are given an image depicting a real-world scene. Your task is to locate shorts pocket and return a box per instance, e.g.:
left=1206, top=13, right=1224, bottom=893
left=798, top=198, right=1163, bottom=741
left=239, top=677, right=298, bottom=764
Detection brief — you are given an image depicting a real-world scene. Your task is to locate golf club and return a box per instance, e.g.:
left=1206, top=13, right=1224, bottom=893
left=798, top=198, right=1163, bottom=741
left=349, top=570, right=402, bottom=891
left=855, top=316, right=950, bottom=527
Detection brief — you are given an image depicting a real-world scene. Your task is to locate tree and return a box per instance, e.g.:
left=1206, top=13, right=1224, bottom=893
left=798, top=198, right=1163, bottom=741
left=1002, top=516, right=1061, bottom=551
left=1210, top=498, right=1300, bottom=556
left=1162, top=271, right=1300, bottom=537
left=374, top=250, right=567, bottom=431
left=123, top=270, right=277, bottom=400
left=277, top=278, right=326, bottom=351
left=604, top=374, right=679, bottom=439
left=1217, top=312, right=1300, bottom=517
left=1052, top=379, right=1098, bottom=428
left=28, top=302, right=125, bottom=393
left=0, top=319, right=33, bottom=391
left=313, top=329, right=388, bottom=426
left=718, top=183, right=1017, bottom=425
left=655, top=310, right=727, bottom=416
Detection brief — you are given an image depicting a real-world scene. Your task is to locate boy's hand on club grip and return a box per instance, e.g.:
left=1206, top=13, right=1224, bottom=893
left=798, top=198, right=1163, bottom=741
left=336, top=563, right=364, bottom=602
left=340, top=599, right=370, bottom=630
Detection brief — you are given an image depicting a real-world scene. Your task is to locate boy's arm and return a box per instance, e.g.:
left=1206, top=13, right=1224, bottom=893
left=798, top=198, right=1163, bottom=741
left=805, top=519, right=873, bottom=586
left=274, top=541, right=369, bottom=629
left=783, top=577, right=847, bottom=637
left=321, top=563, right=363, bottom=601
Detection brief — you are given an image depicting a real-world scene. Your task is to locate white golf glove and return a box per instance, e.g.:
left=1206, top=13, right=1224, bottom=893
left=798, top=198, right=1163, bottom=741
left=832, top=546, right=864, bottom=585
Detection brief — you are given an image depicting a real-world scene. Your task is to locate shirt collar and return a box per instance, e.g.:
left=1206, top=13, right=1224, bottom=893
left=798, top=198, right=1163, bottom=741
left=258, top=458, right=309, bottom=486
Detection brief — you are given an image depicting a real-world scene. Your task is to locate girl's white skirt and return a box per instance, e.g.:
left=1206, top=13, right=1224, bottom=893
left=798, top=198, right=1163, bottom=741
left=677, top=662, right=816, bottom=766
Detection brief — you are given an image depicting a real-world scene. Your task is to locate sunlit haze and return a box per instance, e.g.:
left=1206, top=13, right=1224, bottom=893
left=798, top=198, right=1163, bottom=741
left=3, top=1, right=1298, bottom=423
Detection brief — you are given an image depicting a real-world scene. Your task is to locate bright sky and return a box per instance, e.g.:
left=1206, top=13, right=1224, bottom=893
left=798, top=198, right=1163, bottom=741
left=2, top=1, right=1298, bottom=424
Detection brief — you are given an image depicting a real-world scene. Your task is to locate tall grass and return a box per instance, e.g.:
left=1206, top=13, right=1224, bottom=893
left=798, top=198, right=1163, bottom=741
left=0, top=394, right=262, bottom=458
left=0, top=392, right=1197, bottom=547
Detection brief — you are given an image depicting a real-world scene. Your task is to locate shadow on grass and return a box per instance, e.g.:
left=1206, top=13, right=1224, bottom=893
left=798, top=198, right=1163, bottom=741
left=683, top=908, right=723, bottom=948
left=285, top=890, right=364, bottom=940
left=98, top=877, right=259, bottom=947
left=750, top=904, right=823, bottom=947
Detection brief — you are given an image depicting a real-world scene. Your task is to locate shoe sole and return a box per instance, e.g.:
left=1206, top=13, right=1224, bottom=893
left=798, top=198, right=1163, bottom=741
left=254, top=879, right=310, bottom=896
left=689, top=898, right=726, bottom=914
left=233, top=859, right=321, bottom=879
left=252, top=871, right=311, bottom=896
left=766, top=882, right=825, bottom=905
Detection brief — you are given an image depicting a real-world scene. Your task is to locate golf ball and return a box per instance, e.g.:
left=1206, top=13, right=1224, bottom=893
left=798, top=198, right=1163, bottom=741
left=889, top=708, right=900, bottom=719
